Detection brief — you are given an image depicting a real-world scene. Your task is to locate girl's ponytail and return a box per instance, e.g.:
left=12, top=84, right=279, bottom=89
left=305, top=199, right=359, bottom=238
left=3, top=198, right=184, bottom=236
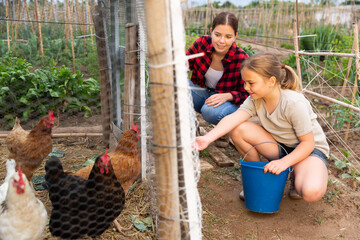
left=280, top=64, right=302, bottom=92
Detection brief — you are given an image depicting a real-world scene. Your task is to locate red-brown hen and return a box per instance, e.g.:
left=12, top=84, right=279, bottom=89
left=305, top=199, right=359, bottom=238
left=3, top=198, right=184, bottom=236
left=6, top=110, right=55, bottom=181
left=74, top=124, right=140, bottom=195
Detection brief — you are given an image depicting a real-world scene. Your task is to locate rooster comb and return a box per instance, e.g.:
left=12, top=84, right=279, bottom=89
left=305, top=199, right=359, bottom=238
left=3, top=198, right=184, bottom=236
left=100, top=149, right=110, bottom=164
left=131, top=123, right=139, bottom=133
left=48, top=110, right=55, bottom=121
left=17, top=167, right=24, bottom=185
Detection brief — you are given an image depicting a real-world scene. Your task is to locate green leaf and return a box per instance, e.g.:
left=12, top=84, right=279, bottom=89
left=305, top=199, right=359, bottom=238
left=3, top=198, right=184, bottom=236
left=27, top=88, right=40, bottom=98
left=19, top=96, right=30, bottom=105
left=48, top=148, right=65, bottom=158
left=130, top=215, right=152, bottom=232
left=335, top=160, right=347, bottom=170
left=339, top=148, right=350, bottom=158
left=23, top=109, right=33, bottom=120
left=0, top=87, right=10, bottom=94
left=4, top=114, right=14, bottom=121
left=341, top=173, right=352, bottom=179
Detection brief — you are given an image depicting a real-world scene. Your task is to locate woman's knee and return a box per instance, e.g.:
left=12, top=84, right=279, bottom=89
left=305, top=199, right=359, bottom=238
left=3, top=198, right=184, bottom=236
left=201, top=106, right=221, bottom=125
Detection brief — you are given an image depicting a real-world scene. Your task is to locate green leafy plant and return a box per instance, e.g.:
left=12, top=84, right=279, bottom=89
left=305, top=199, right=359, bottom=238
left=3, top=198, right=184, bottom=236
left=237, top=43, right=257, bottom=56
left=280, top=42, right=294, bottom=50
left=331, top=148, right=351, bottom=170
left=331, top=149, right=360, bottom=182
left=326, top=99, right=360, bottom=130
left=0, top=55, right=100, bottom=128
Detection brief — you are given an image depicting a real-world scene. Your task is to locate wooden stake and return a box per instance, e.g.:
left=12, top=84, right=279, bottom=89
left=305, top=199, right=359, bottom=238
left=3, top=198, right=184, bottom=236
left=81, top=0, right=87, bottom=55
left=204, top=0, right=210, bottom=30
left=48, top=0, right=54, bottom=21
left=23, top=0, right=36, bottom=35
left=344, top=22, right=359, bottom=142
left=65, top=0, right=69, bottom=51
left=67, top=0, right=76, bottom=72
left=34, top=0, right=45, bottom=65
left=293, top=18, right=302, bottom=86
left=5, top=0, right=10, bottom=51
left=13, top=0, right=22, bottom=48
left=341, top=40, right=355, bottom=97
left=144, top=0, right=181, bottom=238
left=86, top=0, right=94, bottom=47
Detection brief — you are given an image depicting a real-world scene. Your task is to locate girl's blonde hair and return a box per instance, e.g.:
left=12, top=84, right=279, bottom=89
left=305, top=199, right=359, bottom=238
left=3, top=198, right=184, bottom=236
left=240, top=52, right=302, bottom=91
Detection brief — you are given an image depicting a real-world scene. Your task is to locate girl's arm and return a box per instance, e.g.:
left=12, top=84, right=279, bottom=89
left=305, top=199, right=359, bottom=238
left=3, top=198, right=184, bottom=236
left=195, top=109, right=251, bottom=150
left=264, top=132, right=315, bottom=175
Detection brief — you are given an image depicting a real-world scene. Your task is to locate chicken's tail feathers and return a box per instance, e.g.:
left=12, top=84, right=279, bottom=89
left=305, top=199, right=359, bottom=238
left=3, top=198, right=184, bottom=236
left=6, top=159, right=16, bottom=178
left=45, top=156, right=64, bottom=181
left=12, top=117, right=21, bottom=129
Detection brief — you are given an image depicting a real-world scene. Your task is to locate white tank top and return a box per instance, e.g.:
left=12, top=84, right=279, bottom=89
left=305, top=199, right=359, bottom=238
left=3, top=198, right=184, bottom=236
left=205, top=67, right=224, bottom=89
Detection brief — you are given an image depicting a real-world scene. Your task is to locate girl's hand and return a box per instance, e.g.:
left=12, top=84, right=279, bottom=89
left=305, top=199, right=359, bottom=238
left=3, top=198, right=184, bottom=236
left=264, top=159, right=290, bottom=175
left=195, top=136, right=211, bottom=151
left=205, top=93, right=233, bottom=108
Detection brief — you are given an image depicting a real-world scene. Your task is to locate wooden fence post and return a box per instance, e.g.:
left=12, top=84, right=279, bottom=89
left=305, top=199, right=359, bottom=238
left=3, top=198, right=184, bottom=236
left=144, top=0, right=181, bottom=238
left=123, top=23, right=138, bottom=131
left=92, top=4, right=113, bottom=147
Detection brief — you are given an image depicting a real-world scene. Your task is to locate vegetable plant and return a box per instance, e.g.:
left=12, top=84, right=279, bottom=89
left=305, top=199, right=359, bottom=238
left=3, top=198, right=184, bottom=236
left=0, top=55, right=100, bottom=129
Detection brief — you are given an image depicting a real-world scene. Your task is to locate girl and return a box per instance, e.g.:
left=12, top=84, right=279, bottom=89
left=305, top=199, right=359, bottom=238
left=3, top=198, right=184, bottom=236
left=196, top=52, right=329, bottom=203
left=186, top=12, right=249, bottom=147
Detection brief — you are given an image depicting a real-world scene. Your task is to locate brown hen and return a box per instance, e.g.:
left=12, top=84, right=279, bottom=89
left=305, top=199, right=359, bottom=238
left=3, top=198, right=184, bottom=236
left=6, top=110, right=55, bottom=181
left=73, top=124, right=140, bottom=195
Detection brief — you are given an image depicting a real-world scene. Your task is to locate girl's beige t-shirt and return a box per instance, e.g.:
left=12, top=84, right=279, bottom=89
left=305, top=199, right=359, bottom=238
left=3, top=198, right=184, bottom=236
left=239, top=88, right=329, bottom=157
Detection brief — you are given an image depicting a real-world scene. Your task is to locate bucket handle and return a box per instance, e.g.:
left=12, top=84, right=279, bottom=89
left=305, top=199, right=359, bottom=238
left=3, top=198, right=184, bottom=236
left=239, top=141, right=292, bottom=172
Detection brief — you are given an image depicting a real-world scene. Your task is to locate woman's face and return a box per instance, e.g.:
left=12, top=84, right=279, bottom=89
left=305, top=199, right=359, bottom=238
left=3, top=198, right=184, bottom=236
left=210, top=24, right=237, bottom=56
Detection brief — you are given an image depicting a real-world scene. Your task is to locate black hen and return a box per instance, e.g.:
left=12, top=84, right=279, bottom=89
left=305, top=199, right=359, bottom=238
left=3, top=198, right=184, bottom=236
left=45, top=150, right=125, bottom=239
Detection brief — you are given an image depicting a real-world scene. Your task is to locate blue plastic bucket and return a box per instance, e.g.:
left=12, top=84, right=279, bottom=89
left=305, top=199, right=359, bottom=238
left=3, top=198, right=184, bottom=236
left=239, top=142, right=290, bottom=213
left=240, top=161, right=289, bottom=213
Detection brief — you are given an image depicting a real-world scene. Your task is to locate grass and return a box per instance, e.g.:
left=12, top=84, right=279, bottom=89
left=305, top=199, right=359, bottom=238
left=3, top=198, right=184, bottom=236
left=324, top=190, right=340, bottom=205
left=314, top=217, right=324, bottom=225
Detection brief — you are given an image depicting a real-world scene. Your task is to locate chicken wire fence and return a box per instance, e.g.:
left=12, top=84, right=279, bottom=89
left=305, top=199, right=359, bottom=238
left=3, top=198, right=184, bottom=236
left=0, top=0, right=203, bottom=239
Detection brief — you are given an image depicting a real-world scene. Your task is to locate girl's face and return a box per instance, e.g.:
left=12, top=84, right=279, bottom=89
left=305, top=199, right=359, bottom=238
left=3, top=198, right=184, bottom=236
left=210, top=24, right=237, bottom=55
left=241, top=67, right=273, bottom=100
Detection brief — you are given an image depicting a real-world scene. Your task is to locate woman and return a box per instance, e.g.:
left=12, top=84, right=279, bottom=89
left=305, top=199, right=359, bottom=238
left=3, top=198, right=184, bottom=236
left=186, top=12, right=249, bottom=146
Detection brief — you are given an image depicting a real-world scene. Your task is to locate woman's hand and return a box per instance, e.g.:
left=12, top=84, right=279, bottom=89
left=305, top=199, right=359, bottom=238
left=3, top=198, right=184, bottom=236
left=195, top=136, right=211, bottom=151
left=264, top=159, right=290, bottom=175
left=205, top=93, right=233, bottom=108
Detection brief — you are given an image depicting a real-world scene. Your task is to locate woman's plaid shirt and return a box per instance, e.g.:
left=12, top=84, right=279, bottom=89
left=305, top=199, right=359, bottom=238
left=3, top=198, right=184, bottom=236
left=186, top=35, right=249, bottom=105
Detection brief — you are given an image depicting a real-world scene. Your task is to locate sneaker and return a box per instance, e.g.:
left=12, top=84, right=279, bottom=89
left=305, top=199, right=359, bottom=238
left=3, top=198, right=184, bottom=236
left=239, top=190, right=245, bottom=201
left=288, top=171, right=302, bottom=200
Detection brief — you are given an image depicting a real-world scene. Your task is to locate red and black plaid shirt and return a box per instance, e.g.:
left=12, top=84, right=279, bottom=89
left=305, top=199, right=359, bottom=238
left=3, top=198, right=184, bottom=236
left=186, top=35, right=249, bottom=105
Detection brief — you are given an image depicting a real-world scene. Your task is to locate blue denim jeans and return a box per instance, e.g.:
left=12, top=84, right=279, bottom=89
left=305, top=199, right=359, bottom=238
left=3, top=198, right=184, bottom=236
left=189, top=80, right=239, bottom=125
